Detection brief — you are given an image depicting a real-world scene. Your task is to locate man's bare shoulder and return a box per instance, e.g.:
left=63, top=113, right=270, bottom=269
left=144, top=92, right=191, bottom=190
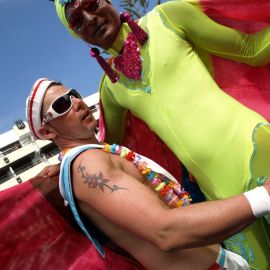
left=72, top=148, right=112, bottom=173
left=70, top=147, right=127, bottom=204
left=71, top=147, right=119, bottom=191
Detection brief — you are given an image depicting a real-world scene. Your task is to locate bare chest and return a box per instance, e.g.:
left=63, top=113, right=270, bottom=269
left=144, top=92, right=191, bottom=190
left=110, top=154, right=146, bottom=183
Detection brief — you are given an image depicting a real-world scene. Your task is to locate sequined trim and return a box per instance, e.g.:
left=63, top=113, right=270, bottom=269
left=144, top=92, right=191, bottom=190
left=248, top=122, right=270, bottom=226
left=224, top=232, right=255, bottom=264
left=248, top=122, right=270, bottom=190
left=154, top=7, right=185, bottom=40
left=225, top=122, right=270, bottom=267
left=106, top=15, right=152, bottom=94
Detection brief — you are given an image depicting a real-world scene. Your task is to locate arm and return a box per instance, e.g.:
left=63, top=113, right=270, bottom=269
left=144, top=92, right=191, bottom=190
left=158, top=1, right=270, bottom=66
left=100, top=78, right=128, bottom=144
left=72, top=149, right=269, bottom=252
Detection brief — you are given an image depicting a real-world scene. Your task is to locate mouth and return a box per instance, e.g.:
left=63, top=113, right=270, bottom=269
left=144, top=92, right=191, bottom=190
left=81, top=110, right=92, bottom=122
left=94, top=22, right=106, bottom=36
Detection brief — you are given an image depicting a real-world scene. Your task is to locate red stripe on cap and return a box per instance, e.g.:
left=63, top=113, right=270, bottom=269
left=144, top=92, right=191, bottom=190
left=28, top=79, right=47, bottom=139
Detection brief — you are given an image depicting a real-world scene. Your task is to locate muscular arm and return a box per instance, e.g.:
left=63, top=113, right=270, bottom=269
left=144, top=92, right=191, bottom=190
left=70, top=149, right=264, bottom=252
left=100, top=77, right=127, bottom=144
left=158, top=1, right=270, bottom=66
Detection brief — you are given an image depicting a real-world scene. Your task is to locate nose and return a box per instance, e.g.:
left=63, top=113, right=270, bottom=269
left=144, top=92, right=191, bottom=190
left=72, top=96, right=84, bottom=112
left=82, top=10, right=96, bottom=26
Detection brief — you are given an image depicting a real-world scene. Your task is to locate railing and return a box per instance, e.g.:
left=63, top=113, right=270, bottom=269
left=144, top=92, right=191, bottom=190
left=0, top=174, right=9, bottom=184
left=43, top=147, right=60, bottom=159
left=0, top=139, right=33, bottom=157
left=1, top=143, right=22, bottom=156
left=13, top=159, right=44, bottom=176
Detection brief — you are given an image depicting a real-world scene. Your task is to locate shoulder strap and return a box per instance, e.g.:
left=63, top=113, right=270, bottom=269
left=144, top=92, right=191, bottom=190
left=59, top=144, right=106, bottom=257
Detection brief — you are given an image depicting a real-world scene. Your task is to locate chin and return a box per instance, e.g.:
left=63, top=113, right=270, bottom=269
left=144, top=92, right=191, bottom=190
left=104, top=24, right=121, bottom=48
left=101, top=32, right=115, bottom=50
left=86, top=121, right=97, bottom=131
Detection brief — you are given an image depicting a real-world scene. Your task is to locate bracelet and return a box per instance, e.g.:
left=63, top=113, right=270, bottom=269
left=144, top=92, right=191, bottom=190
left=244, top=186, right=270, bottom=217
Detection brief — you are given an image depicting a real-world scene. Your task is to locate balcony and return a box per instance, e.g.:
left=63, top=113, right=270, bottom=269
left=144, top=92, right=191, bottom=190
left=0, top=154, right=60, bottom=192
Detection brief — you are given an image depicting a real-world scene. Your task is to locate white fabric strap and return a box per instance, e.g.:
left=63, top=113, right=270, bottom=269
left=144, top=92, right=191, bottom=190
left=244, top=186, right=270, bottom=217
left=215, top=246, right=249, bottom=269
left=222, top=249, right=250, bottom=269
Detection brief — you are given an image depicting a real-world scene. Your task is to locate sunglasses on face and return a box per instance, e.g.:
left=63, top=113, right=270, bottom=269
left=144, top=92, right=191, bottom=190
left=42, top=89, right=83, bottom=126
left=66, top=0, right=103, bottom=33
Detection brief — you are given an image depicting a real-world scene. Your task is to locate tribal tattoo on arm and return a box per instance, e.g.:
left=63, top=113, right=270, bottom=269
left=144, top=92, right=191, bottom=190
left=77, top=160, right=128, bottom=193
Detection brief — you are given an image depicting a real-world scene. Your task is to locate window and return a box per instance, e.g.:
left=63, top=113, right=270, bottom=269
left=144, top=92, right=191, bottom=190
left=15, top=120, right=25, bottom=129
left=16, top=177, right=22, bottom=184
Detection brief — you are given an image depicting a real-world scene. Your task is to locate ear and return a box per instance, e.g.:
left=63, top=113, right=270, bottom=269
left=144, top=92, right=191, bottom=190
left=38, top=126, right=57, bottom=140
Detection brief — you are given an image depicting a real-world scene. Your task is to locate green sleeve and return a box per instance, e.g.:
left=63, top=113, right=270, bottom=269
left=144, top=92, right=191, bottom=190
left=100, top=79, right=128, bottom=144
left=158, top=1, right=270, bottom=66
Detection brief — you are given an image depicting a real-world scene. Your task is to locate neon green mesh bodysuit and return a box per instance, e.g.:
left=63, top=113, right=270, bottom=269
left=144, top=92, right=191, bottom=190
left=100, top=1, right=270, bottom=268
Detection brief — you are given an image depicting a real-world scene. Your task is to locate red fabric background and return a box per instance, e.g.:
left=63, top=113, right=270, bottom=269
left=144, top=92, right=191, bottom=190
left=200, top=0, right=270, bottom=120
left=2, top=1, right=270, bottom=269
left=0, top=176, right=143, bottom=270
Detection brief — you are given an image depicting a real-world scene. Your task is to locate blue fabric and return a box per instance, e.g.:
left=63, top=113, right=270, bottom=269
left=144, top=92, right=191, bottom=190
left=60, top=144, right=106, bottom=257
left=182, top=165, right=206, bottom=204
left=218, top=248, right=226, bottom=267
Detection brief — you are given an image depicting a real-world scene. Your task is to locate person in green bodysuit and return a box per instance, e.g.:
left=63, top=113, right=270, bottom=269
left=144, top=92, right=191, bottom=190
left=54, top=0, right=270, bottom=268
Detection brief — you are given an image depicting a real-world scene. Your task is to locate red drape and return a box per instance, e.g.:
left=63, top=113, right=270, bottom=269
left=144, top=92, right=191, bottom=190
left=200, top=0, right=270, bottom=120
left=2, top=1, right=270, bottom=269
left=0, top=176, right=143, bottom=270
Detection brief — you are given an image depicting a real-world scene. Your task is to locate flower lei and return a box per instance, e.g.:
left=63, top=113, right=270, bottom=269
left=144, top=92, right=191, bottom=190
left=58, top=147, right=71, bottom=162
left=59, top=143, right=192, bottom=208
left=103, top=143, right=192, bottom=208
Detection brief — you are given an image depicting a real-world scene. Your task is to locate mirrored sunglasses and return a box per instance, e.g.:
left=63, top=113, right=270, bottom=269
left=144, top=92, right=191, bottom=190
left=66, top=0, right=103, bottom=33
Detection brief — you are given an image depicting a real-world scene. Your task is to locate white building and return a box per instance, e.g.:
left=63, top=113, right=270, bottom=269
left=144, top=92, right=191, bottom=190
left=0, top=92, right=99, bottom=191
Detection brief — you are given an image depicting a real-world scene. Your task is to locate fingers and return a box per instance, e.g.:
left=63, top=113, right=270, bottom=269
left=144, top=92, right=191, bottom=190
left=47, top=164, right=61, bottom=177
left=36, top=164, right=60, bottom=178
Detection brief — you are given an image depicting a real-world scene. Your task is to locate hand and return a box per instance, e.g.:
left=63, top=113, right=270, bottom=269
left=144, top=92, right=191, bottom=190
left=36, top=164, right=60, bottom=178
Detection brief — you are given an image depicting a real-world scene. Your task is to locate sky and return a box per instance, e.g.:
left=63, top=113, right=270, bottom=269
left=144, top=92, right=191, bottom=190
left=0, top=0, right=155, bottom=134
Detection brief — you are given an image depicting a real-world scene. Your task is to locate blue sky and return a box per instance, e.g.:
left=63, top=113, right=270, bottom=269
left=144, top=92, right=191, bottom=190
left=0, top=0, right=155, bottom=133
